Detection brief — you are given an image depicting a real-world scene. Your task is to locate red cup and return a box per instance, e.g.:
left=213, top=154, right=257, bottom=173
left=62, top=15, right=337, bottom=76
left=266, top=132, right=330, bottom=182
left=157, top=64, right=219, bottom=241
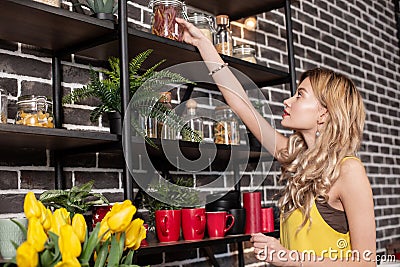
left=243, top=192, right=261, bottom=234
left=155, top=210, right=181, bottom=242
left=92, top=204, right=113, bottom=229
left=182, top=208, right=206, bottom=241
left=206, top=211, right=235, bottom=238
left=261, top=207, right=274, bottom=233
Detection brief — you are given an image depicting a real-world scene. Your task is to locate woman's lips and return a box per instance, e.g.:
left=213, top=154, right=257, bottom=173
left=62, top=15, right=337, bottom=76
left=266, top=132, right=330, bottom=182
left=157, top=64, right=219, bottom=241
left=282, top=110, right=290, bottom=118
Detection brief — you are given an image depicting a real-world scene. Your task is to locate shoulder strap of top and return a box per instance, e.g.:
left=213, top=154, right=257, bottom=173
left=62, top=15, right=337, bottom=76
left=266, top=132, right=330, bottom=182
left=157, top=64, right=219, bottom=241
left=340, top=156, right=361, bottom=164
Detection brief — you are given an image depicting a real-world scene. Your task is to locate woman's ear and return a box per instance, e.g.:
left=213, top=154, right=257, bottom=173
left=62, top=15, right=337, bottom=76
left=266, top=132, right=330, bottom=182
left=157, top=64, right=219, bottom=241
left=318, top=107, right=329, bottom=124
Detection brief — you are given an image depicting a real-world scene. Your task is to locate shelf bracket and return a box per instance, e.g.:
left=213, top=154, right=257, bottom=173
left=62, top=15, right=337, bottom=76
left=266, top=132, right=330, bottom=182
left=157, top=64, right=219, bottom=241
left=202, top=247, right=220, bottom=267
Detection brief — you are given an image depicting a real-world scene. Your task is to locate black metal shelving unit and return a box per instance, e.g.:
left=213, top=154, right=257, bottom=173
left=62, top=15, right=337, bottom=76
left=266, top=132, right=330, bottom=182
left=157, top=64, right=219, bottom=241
left=0, top=0, right=295, bottom=266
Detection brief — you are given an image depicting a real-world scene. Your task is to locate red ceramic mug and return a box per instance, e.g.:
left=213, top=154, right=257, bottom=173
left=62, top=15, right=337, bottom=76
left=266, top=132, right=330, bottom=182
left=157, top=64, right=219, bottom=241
left=181, top=208, right=206, bottom=241
left=155, top=210, right=181, bottom=242
left=206, top=211, right=235, bottom=238
left=261, top=207, right=274, bottom=233
left=92, top=204, right=113, bottom=229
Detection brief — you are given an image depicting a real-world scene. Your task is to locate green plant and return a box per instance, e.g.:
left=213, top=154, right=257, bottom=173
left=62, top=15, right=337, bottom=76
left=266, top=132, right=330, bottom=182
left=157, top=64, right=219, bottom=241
left=79, top=0, right=118, bottom=14
left=39, top=180, right=109, bottom=216
left=140, top=177, right=200, bottom=229
left=63, top=49, right=202, bottom=146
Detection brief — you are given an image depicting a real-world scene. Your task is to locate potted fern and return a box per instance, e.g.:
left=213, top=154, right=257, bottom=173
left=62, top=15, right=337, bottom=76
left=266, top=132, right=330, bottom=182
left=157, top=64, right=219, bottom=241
left=63, top=49, right=200, bottom=146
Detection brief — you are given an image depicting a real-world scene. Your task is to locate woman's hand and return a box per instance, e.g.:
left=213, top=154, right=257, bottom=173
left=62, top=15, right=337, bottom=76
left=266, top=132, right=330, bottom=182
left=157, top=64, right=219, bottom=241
left=250, top=233, right=298, bottom=266
left=175, top=18, right=212, bottom=48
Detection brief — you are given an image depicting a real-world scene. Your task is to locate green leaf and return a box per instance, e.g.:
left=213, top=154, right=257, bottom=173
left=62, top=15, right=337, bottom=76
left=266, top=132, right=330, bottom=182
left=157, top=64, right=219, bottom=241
left=123, top=250, right=134, bottom=265
left=107, top=234, right=121, bottom=267
left=80, top=222, right=101, bottom=264
left=11, top=219, right=27, bottom=238
left=94, top=239, right=110, bottom=267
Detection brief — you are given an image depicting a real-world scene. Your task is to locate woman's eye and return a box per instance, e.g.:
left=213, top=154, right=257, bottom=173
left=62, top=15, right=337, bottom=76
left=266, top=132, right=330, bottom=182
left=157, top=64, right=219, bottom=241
left=296, top=92, right=302, bottom=98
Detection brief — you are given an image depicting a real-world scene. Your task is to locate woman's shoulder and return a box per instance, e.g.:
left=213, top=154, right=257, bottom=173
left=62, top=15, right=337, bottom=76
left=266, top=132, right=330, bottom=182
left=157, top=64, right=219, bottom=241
left=336, top=156, right=370, bottom=193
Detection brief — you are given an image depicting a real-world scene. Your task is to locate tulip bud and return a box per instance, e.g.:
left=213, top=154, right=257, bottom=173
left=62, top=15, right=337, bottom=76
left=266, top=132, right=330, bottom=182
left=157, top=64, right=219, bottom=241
left=59, top=224, right=81, bottom=260
left=107, top=200, right=136, bottom=233
left=51, top=208, right=70, bottom=236
left=38, top=201, right=52, bottom=231
left=54, top=256, right=81, bottom=267
left=24, top=192, right=41, bottom=219
left=125, top=218, right=146, bottom=250
left=16, top=241, right=38, bottom=267
left=27, top=217, right=48, bottom=252
left=72, top=213, right=87, bottom=243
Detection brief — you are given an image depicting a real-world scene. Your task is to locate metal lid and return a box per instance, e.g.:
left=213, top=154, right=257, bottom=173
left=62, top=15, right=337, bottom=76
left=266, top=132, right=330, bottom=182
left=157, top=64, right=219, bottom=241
left=233, top=44, right=256, bottom=55
left=159, top=91, right=172, bottom=103
left=188, top=12, right=210, bottom=24
left=149, top=0, right=185, bottom=8
left=17, top=95, right=52, bottom=105
left=216, top=15, right=229, bottom=25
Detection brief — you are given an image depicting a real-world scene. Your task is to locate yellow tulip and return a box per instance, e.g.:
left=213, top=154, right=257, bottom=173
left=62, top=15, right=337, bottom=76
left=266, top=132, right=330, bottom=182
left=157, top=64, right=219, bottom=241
left=38, top=201, right=52, bottom=231
left=72, top=213, right=87, bottom=243
left=50, top=208, right=70, bottom=236
left=58, top=224, right=81, bottom=260
left=107, top=200, right=136, bottom=233
left=98, top=213, right=111, bottom=242
left=27, top=217, right=48, bottom=252
left=54, top=257, right=81, bottom=267
left=125, top=218, right=146, bottom=250
left=16, top=241, right=38, bottom=267
left=24, top=192, right=41, bottom=219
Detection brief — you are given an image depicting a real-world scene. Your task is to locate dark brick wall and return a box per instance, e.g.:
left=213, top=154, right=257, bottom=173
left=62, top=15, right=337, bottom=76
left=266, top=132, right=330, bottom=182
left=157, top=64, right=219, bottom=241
left=0, top=0, right=398, bottom=265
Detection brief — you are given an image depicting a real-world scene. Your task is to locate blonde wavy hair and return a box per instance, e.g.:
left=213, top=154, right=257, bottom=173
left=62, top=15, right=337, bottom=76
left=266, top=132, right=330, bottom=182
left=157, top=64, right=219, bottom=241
left=277, top=68, right=365, bottom=231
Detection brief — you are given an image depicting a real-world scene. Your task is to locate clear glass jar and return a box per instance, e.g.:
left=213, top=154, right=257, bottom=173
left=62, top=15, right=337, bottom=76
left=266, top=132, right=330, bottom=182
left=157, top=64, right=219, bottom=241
left=149, top=0, right=188, bottom=42
left=233, top=44, right=257, bottom=63
left=182, top=99, right=203, bottom=142
left=15, top=95, right=54, bottom=128
left=0, top=88, right=8, bottom=124
left=137, top=105, right=158, bottom=138
left=188, top=12, right=214, bottom=43
left=157, top=92, right=176, bottom=139
left=214, top=15, right=233, bottom=56
left=214, top=106, right=240, bottom=145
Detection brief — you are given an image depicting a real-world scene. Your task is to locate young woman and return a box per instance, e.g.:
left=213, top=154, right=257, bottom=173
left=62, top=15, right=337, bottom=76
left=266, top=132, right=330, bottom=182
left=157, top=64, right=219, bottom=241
left=176, top=18, right=376, bottom=266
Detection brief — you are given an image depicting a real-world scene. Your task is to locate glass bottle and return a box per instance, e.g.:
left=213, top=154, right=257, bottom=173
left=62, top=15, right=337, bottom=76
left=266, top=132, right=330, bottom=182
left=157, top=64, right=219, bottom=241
left=233, top=44, right=257, bottom=63
left=214, top=105, right=240, bottom=145
left=0, top=88, right=7, bottom=124
left=188, top=12, right=215, bottom=43
left=157, top=92, right=176, bottom=139
left=149, top=0, right=188, bottom=42
left=214, top=15, right=233, bottom=56
left=15, top=95, right=54, bottom=128
left=182, top=99, right=203, bottom=142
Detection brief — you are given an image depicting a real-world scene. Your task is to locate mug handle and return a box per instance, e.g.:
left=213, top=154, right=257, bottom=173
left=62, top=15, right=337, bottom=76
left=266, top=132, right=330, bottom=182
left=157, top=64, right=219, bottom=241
left=195, top=214, right=206, bottom=235
left=161, top=215, right=169, bottom=236
left=224, top=214, right=235, bottom=234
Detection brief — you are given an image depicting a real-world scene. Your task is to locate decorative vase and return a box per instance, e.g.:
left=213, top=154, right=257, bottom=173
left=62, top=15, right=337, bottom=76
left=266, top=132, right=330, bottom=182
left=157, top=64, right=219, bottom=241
left=0, top=218, right=28, bottom=259
left=107, top=111, right=122, bottom=135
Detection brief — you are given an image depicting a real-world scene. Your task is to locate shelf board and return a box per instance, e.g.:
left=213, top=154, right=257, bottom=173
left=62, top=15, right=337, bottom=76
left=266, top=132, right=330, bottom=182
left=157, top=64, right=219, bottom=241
left=78, top=28, right=290, bottom=87
left=136, top=230, right=279, bottom=256
left=186, top=0, right=286, bottom=20
left=0, top=124, right=119, bottom=151
left=0, top=0, right=115, bottom=53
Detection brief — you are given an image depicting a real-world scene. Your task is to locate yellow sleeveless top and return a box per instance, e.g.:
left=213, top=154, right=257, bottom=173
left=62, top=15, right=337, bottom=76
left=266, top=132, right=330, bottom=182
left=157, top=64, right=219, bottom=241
left=280, top=156, right=360, bottom=257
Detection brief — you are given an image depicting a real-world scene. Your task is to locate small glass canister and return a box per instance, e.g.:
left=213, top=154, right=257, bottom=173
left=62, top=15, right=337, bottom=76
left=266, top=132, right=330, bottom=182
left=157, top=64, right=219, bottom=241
left=33, top=0, right=61, bottom=7
left=0, top=88, right=8, bottom=124
left=149, top=0, right=188, bottom=42
left=157, top=92, right=176, bottom=140
left=233, top=44, right=257, bottom=63
left=15, top=95, right=54, bottom=128
left=188, top=12, right=214, bottom=43
left=214, top=105, right=240, bottom=145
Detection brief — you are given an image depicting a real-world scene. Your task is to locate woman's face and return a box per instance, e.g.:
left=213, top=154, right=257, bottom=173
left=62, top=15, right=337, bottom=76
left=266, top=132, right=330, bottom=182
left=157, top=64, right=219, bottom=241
left=282, top=77, right=323, bottom=136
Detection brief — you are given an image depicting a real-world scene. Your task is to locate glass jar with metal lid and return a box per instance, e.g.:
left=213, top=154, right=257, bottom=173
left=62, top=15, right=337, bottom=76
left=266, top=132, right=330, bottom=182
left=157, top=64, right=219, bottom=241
left=188, top=12, right=215, bottom=43
left=233, top=44, right=257, bottom=63
left=149, top=0, right=188, bottom=42
left=213, top=105, right=240, bottom=145
left=15, top=95, right=54, bottom=128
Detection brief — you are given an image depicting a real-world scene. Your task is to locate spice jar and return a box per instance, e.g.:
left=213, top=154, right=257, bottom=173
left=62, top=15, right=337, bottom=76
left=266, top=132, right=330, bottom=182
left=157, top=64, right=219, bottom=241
left=233, top=44, right=257, bottom=63
left=149, top=0, right=188, bottom=42
left=188, top=12, right=214, bottom=43
left=15, top=95, right=54, bottom=128
left=214, top=15, right=233, bottom=56
left=214, top=106, right=240, bottom=145
left=0, top=88, right=8, bottom=124
left=157, top=92, right=176, bottom=139
left=182, top=99, right=203, bottom=142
